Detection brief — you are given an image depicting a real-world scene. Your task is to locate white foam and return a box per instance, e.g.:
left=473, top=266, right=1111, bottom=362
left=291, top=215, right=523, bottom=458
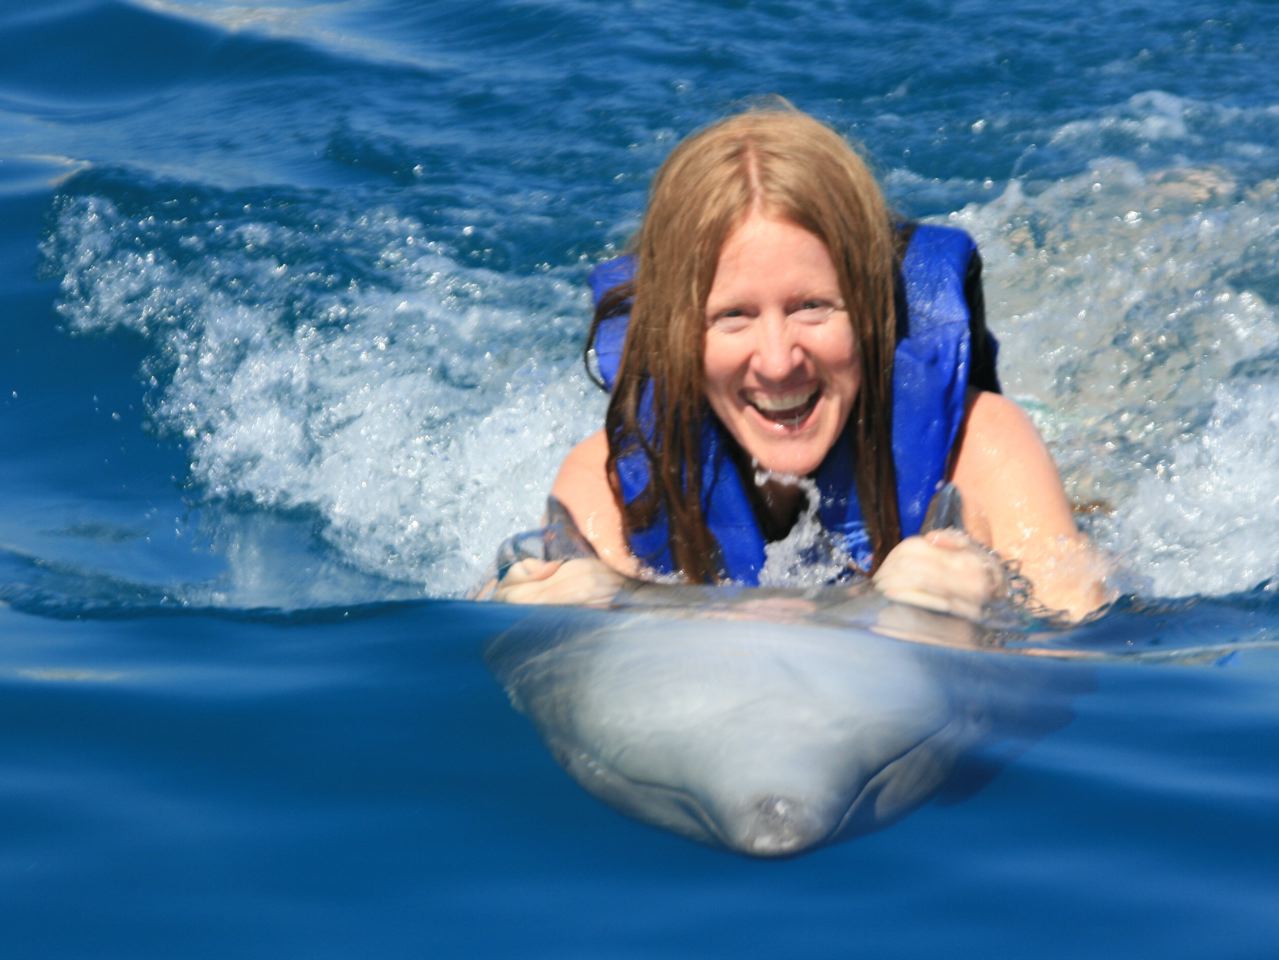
left=46, top=193, right=603, bottom=599
left=1111, top=381, right=1279, bottom=596
left=127, top=0, right=449, bottom=74
left=1048, top=90, right=1194, bottom=147
left=755, top=474, right=856, bottom=588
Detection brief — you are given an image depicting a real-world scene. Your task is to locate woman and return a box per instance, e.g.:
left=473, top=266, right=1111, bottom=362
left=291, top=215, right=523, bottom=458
left=497, top=105, right=1109, bottom=621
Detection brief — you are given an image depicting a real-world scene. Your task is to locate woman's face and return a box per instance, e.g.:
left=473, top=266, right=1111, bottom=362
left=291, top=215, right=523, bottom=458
left=702, top=212, right=859, bottom=478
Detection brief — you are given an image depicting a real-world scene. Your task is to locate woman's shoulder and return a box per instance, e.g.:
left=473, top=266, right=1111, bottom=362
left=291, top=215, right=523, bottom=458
left=952, top=390, right=1065, bottom=507
left=950, top=390, right=1112, bottom=618
left=556, top=429, right=609, bottom=476
left=963, top=389, right=1036, bottom=439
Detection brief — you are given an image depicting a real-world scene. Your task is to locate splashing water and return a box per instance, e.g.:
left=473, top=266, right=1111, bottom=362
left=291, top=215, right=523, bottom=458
left=43, top=188, right=605, bottom=597
left=948, top=119, right=1279, bottom=597
left=35, top=91, right=1279, bottom=604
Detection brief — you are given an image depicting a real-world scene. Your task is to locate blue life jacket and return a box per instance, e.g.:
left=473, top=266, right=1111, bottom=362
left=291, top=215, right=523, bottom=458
left=588, top=223, right=983, bottom=582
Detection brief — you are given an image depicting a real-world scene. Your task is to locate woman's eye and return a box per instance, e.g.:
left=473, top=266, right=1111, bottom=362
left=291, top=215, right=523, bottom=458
left=708, top=309, right=750, bottom=331
left=790, top=300, right=836, bottom=323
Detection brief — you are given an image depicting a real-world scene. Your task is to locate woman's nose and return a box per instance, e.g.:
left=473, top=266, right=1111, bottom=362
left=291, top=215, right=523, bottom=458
left=750, top=315, right=803, bottom=381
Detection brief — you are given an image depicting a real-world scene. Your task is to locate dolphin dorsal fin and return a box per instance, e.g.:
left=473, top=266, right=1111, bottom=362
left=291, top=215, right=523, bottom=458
left=921, top=483, right=966, bottom=535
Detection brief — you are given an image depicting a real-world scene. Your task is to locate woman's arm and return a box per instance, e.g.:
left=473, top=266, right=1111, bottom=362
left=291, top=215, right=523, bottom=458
left=875, top=391, right=1111, bottom=622
left=548, top=429, right=639, bottom=576
left=492, top=430, right=636, bottom=605
left=952, top=390, right=1111, bottom=619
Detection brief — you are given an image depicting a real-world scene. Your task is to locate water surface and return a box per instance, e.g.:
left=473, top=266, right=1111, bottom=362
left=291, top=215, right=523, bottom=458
left=2, top=1, right=1278, bottom=956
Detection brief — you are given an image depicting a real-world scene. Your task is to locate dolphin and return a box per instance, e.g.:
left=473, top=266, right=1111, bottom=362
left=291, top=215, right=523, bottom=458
left=486, top=490, right=1082, bottom=857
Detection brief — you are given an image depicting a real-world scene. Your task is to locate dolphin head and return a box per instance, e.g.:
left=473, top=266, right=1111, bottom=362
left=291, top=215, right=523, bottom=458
left=490, top=607, right=984, bottom=857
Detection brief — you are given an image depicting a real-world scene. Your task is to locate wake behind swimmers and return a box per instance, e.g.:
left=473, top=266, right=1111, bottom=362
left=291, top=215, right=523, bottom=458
left=494, top=103, right=1110, bottom=621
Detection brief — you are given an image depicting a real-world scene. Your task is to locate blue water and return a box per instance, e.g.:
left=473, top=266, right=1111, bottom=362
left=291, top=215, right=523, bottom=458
left=3, top=0, right=1279, bottom=955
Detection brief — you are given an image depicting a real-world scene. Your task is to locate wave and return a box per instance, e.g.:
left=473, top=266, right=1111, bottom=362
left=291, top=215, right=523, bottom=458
left=0, top=0, right=443, bottom=110
left=41, top=169, right=602, bottom=596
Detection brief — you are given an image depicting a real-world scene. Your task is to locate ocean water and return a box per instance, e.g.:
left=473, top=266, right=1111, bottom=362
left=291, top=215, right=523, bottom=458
left=2, top=0, right=1278, bottom=956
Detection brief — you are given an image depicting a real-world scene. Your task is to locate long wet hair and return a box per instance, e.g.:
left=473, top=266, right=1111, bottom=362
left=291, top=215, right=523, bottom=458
left=597, top=105, right=900, bottom=582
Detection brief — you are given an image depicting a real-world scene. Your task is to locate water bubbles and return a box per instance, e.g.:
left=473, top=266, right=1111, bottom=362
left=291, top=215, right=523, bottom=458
left=756, top=473, right=856, bottom=589
left=1113, top=381, right=1279, bottom=595
left=43, top=187, right=601, bottom=598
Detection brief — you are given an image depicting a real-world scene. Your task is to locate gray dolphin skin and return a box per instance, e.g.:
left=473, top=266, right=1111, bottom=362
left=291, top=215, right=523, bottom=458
left=489, top=603, right=980, bottom=856
left=486, top=490, right=1082, bottom=858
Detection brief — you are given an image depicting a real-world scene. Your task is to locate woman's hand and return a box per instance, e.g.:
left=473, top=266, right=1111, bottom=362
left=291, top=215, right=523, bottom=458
left=492, top=556, right=625, bottom=607
left=872, top=529, right=1006, bottom=623
left=949, top=391, right=1114, bottom=622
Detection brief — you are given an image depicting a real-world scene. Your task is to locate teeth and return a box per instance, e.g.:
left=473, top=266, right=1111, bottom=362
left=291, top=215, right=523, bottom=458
left=749, top=388, right=816, bottom=412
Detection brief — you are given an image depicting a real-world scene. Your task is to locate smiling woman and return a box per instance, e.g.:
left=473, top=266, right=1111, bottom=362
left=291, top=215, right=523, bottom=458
left=496, top=104, right=1110, bottom=621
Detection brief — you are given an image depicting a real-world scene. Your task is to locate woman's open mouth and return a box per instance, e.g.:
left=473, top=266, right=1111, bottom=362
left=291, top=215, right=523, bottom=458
left=746, top=387, right=821, bottom=428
